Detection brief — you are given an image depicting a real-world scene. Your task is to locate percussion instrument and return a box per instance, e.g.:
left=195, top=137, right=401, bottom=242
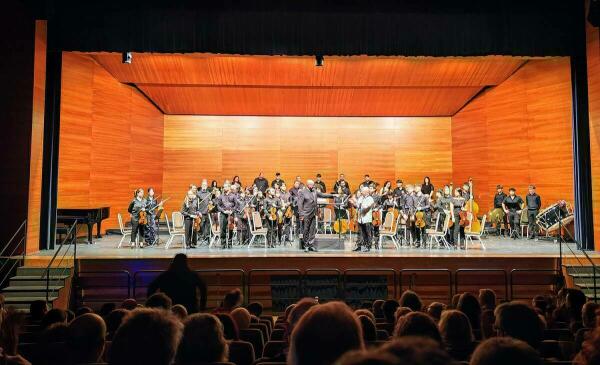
left=536, top=202, right=570, bottom=231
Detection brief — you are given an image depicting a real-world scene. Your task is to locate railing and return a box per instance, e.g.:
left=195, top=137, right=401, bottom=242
left=42, top=220, right=78, bottom=302
left=75, top=270, right=131, bottom=307
left=454, top=269, right=509, bottom=301
left=509, top=269, right=562, bottom=300
left=400, top=269, right=452, bottom=303
left=0, top=220, right=27, bottom=288
left=559, top=234, right=597, bottom=302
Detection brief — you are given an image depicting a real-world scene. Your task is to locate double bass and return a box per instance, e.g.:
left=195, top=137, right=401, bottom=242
left=465, top=178, right=481, bottom=233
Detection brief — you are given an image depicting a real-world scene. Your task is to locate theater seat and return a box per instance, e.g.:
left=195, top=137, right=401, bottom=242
left=254, top=362, right=286, bottom=365
left=539, top=340, right=575, bottom=361
left=250, top=322, right=270, bottom=342
left=240, top=328, right=265, bottom=359
left=270, top=328, right=286, bottom=341
left=229, top=340, right=255, bottom=365
left=375, top=322, right=394, bottom=335
left=376, top=329, right=389, bottom=341
left=262, top=341, right=286, bottom=358
left=259, top=319, right=273, bottom=335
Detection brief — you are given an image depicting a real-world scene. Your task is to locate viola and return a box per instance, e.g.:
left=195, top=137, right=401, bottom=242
left=284, top=205, right=293, bottom=219
left=415, top=211, right=426, bottom=228
left=348, top=207, right=358, bottom=232
left=459, top=210, right=469, bottom=227
left=193, top=214, right=202, bottom=231
left=228, top=214, right=235, bottom=230
left=268, top=206, right=277, bottom=221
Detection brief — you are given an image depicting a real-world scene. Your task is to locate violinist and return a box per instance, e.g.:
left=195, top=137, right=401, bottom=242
left=280, top=184, right=294, bottom=243
left=196, top=180, right=212, bottom=245
left=393, top=180, right=405, bottom=198
left=490, top=185, right=507, bottom=235
left=413, top=185, right=431, bottom=246
left=144, top=187, right=159, bottom=246
left=289, top=180, right=303, bottom=238
left=369, top=184, right=382, bottom=242
left=403, top=184, right=416, bottom=243
left=217, top=183, right=237, bottom=249
left=253, top=172, right=269, bottom=193
left=435, top=186, right=453, bottom=236
left=263, top=188, right=281, bottom=247
left=127, top=188, right=147, bottom=249
left=209, top=180, right=219, bottom=193
left=333, top=185, right=349, bottom=220
left=451, top=188, right=466, bottom=247
left=333, top=173, right=350, bottom=193
left=353, top=186, right=375, bottom=252
left=232, top=176, right=242, bottom=189
left=314, top=174, right=326, bottom=193
left=421, top=176, right=435, bottom=198
left=235, top=187, right=250, bottom=245
left=381, top=192, right=397, bottom=213
left=271, top=172, right=285, bottom=188
left=379, top=181, right=392, bottom=196
left=181, top=190, right=200, bottom=249
left=359, top=175, right=373, bottom=190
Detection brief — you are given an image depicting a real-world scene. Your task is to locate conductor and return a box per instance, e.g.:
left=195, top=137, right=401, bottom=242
left=297, top=179, right=336, bottom=252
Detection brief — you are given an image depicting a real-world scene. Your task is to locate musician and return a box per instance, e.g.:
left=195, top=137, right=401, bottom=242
left=232, top=176, right=242, bottom=189
left=253, top=172, right=269, bottom=193
left=217, top=183, right=237, bottom=249
left=359, top=174, right=373, bottom=189
left=490, top=185, right=507, bottom=234
left=180, top=190, right=200, bottom=249
left=502, top=187, right=524, bottom=239
left=314, top=174, right=326, bottom=193
left=333, top=173, right=350, bottom=192
left=381, top=192, right=398, bottom=212
left=144, top=187, right=159, bottom=246
left=196, top=180, right=212, bottom=245
left=461, top=182, right=471, bottom=201
left=297, top=180, right=336, bottom=252
left=235, top=188, right=251, bottom=245
left=451, top=188, right=466, bottom=246
left=279, top=185, right=294, bottom=243
left=289, top=180, right=303, bottom=238
left=379, top=181, right=392, bottom=196
left=263, top=188, right=282, bottom=247
left=294, top=176, right=305, bottom=188
left=127, top=188, right=147, bottom=249
left=271, top=172, right=285, bottom=188
left=421, top=176, right=435, bottom=198
left=369, top=184, right=382, bottom=242
left=403, top=184, right=416, bottom=243
left=525, top=185, right=542, bottom=240
left=393, top=180, right=405, bottom=198
left=354, top=186, right=375, bottom=252
left=210, top=180, right=219, bottom=192
left=413, top=185, right=431, bottom=246
left=435, top=186, right=453, bottom=233
left=189, top=184, right=198, bottom=195
left=333, top=185, right=349, bottom=219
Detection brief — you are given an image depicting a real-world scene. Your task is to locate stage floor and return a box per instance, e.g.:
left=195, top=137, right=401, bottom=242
left=28, top=232, right=592, bottom=259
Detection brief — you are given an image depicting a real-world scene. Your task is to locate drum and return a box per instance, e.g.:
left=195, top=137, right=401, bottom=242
left=536, top=203, right=568, bottom=230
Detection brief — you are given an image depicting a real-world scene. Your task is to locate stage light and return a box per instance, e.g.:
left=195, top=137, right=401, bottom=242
left=315, top=55, right=324, bottom=67
left=122, top=52, right=133, bottom=64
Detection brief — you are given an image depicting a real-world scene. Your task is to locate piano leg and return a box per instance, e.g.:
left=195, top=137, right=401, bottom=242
left=97, top=221, right=102, bottom=239
left=87, top=223, right=94, bottom=244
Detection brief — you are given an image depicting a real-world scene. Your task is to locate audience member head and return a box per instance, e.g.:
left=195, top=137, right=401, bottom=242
left=145, top=293, right=173, bottom=310
left=394, top=307, right=413, bottom=323
left=576, top=326, right=600, bottom=365
left=494, top=302, right=543, bottom=349
left=478, top=289, right=497, bottom=310
left=176, top=313, right=228, bottom=365
left=426, top=302, right=445, bottom=322
left=532, top=295, right=547, bottom=314
left=29, top=300, right=48, bottom=321
left=284, top=304, right=296, bottom=321
left=335, top=350, right=399, bottom=365
left=372, top=300, right=385, bottom=319
left=105, top=309, right=128, bottom=340
left=99, top=302, right=116, bottom=317
left=470, top=337, right=543, bottom=365
left=439, top=310, right=474, bottom=347
left=380, top=337, right=451, bottom=365
left=67, top=313, right=107, bottom=364
left=41, top=308, right=67, bottom=329
left=457, top=293, right=482, bottom=330
left=582, top=302, right=599, bottom=328
left=358, top=315, right=377, bottom=343
left=382, top=300, right=400, bottom=324
left=109, top=308, right=183, bottom=365
left=451, top=294, right=461, bottom=309
left=246, top=302, right=264, bottom=317
left=121, top=298, right=138, bottom=311
left=394, top=312, right=441, bottom=344
left=76, top=306, right=93, bottom=317
left=222, top=289, right=243, bottom=311
left=399, top=290, right=422, bottom=312
left=39, top=322, right=68, bottom=344
left=66, top=309, right=75, bottom=322
left=289, top=302, right=364, bottom=365
left=355, top=309, right=375, bottom=323
left=214, top=313, right=239, bottom=341
left=288, top=297, right=319, bottom=335
left=566, top=288, right=587, bottom=323
left=230, top=307, right=251, bottom=331
left=169, top=253, right=191, bottom=273
left=171, top=304, right=188, bottom=321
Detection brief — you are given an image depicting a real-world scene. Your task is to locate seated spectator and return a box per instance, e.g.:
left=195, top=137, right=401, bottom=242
left=480, top=308, right=496, bottom=340
left=358, top=315, right=377, bottom=343
left=381, top=300, right=399, bottom=333
left=532, top=295, right=548, bottom=316
left=230, top=307, right=252, bottom=331
left=66, top=309, right=75, bottom=323
left=575, top=302, right=600, bottom=352
left=399, top=290, right=423, bottom=312
left=426, top=302, right=445, bottom=322
left=147, top=253, right=208, bottom=314
left=246, top=302, right=263, bottom=318
left=457, top=293, right=482, bottom=332
left=287, top=298, right=318, bottom=339
left=76, top=306, right=93, bottom=317
left=146, top=292, right=173, bottom=310
left=176, top=313, right=228, bottom=365
left=575, top=326, right=600, bottom=365
left=29, top=300, right=48, bottom=322
left=121, top=298, right=138, bottom=310
left=380, top=337, right=452, bottom=364
left=394, top=307, right=412, bottom=323
left=41, top=308, right=67, bottom=329
left=100, top=302, right=116, bottom=317
left=214, top=313, right=239, bottom=341
left=67, top=313, right=107, bottom=365
left=214, top=288, right=244, bottom=313
left=109, top=308, right=183, bottom=365
left=336, top=349, right=399, bottom=365
left=494, top=302, right=543, bottom=349
left=451, top=294, right=461, bottom=309
left=439, top=310, right=475, bottom=361
left=105, top=309, right=128, bottom=341
left=354, top=309, right=375, bottom=323
left=479, top=289, right=496, bottom=311
left=394, top=312, right=441, bottom=344
left=172, top=304, right=188, bottom=321
left=470, top=337, right=543, bottom=365
left=288, top=302, right=364, bottom=365
left=40, top=322, right=68, bottom=343
left=372, top=300, right=385, bottom=320
left=566, top=288, right=587, bottom=332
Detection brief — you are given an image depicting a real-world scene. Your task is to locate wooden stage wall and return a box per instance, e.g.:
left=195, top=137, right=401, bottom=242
left=57, top=53, right=164, bottom=232
left=451, top=58, right=575, bottom=215
left=161, top=116, right=453, bottom=212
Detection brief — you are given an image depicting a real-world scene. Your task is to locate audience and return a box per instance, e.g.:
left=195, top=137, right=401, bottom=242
left=575, top=326, right=600, bottom=365
left=230, top=307, right=252, bottom=331
left=145, top=292, right=173, bottom=310
left=575, top=302, right=600, bottom=352
left=105, top=308, right=128, bottom=340
left=457, top=293, right=482, bottom=332
left=40, top=308, right=67, bottom=329
left=426, top=302, right=446, bottom=322
left=399, top=290, right=423, bottom=312
left=171, top=304, right=188, bottom=321
left=289, top=302, right=364, bottom=365
left=478, top=289, right=496, bottom=311
left=372, top=300, right=385, bottom=320
left=394, top=312, right=442, bottom=344
left=380, top=337, right=452, bottom=365
left=494, top=302, right=543, bottom=349
left=470, top=337, right=543, bottom=365
left=29, top=300, right=47, bottom=322
left=214, top=288, right=244, bottom=313
left=214, top=313, right=239, bottom=340
left=358, top=315, right=377, bottom=343
left=176, top=313, right=229, bottom=365
left=67, top=313, right=106, bottom=365
left=439, top=310, right=475, bottom=361
left=246, top=302, right=264, bottom=318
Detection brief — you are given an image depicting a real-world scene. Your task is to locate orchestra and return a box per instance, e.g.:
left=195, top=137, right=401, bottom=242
left=126, top=172, right=544, bottom=252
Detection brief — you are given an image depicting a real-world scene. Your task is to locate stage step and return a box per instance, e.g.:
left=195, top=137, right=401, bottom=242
left=1, top=265, right=71, bottom=312
left=565, top=265, right=600, bottom=301
left=16, top=266, right=71, bottom=277
left=9, top=275, right=70, bottom=287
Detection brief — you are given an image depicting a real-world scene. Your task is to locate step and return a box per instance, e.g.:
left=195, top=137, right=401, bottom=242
left=9, top=275, right=69, bottom=287
left=2, top=286, right=64, bottom=297
left=565, top=266, right=600, bottom=275
left=4, top=296, right=59, bottom=305
left=16, top=266, right=71, bottom=277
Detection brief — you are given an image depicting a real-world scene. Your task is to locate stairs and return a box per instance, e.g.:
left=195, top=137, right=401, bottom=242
left=564, top=265, right=600, bottom=301
left=1, top=266, right=71, bottom=311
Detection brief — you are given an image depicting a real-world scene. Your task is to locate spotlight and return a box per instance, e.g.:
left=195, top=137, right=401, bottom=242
left=122, top=52, right=133, bottom=64
left=315, top=55, right=324, bottom=67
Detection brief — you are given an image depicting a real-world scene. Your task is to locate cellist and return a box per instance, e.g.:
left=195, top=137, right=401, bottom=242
left=181, top=190, right=200, bottom=249
left=127, top=188, right=147, bottom=249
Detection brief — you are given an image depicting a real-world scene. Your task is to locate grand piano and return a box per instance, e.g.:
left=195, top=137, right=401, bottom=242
left=57, top=207, right=110, bottom=244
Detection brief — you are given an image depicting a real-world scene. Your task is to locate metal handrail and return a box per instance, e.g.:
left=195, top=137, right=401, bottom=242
left=0, top=220, right=28, bottom=288
left=399, top=268, right=452, bottom=303
left=43, top=220, right=78, bottom=302
left=454, top=269, right=508, bottom=300
left=560, top=237, right=598, bottom=302
left=509, top=269, right=562, bottom=300
left=0, top=220, right=27, bottom=257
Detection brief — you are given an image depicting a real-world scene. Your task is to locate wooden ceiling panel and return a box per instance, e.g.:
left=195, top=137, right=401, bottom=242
left=138, top=85, right=482, bottom=116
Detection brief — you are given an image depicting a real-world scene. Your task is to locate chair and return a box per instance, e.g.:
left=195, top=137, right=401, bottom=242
left=250, top=322, right=270, bottom=343
left=208, top=213, right=221, bottom=248
left=259, top=318, right=273, bottom=336
left=248, top=211, right=268, bottom=248
left=319, top=208, right=334, bottom=234
left=520, top=208, right=529, bottom=237
left=465, top=215, right=487, bottom=250
left=229, top=340, right=255, bottom=365
left=240, top=328, right=265, bottom=359
left=270, top=328, right=285, bottom=341
left=376, top=329, right=389, bottom=341
left=165, top=213, right=185, bottom=249
left=117, top=213, right=132, bottom=248
left=539, top=340, right=575, bottom=361
left=262, top=341, right=286, bottom=358
left=379, top=212, right=400, bottom=250
left=427, top=213, right=452, bottom=250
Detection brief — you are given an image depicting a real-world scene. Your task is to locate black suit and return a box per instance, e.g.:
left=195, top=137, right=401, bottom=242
left=297, top=188, right=334, bottom=249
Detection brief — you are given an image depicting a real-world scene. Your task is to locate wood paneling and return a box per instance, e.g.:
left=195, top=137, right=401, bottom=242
left=58, top=53, right=163, bottom=232
left=162, top=116, right=452, bottom=212
left=89, top=53, right=527, bottom=116
left=587, top=20, right=600, bottom=248
left=26, top=20, right=46, bottom=253
left=452, top=58, right=574, bottom=217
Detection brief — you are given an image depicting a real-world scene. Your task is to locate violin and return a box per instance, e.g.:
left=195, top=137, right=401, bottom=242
left=284, top=205, right=293, bottom=219
left=193, top=214, right=202, bottom=231
left=415, top=211, right=426, bottom=228
left=333, top=219, right=349, bottom=234
left=372, top=210, right=381, bottom=227
left=459, top=210, right=469, bottom=227
left=268, top=206, right=277, bottom=221
left=228, top=214, right=235, bottom=230
left=138, top=210, right=147, bottom=225
left=348, top=207, right=358, bottom=232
